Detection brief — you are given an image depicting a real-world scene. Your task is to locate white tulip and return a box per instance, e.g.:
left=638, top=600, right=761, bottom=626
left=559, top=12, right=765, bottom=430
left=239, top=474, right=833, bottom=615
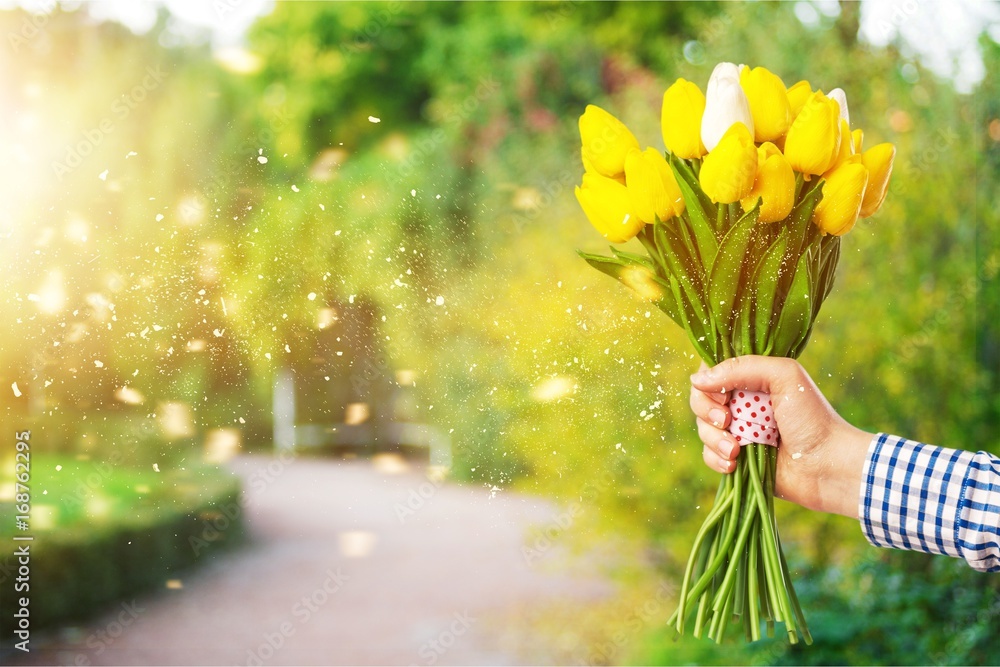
left=706, top=62, right=742, bottom=96
left=701, top=76, right=754, bottom=153
left=828, top=87, right=850, bottom=126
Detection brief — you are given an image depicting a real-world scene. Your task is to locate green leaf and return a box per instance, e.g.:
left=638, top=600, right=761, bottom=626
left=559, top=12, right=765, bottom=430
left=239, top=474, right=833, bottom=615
left=578, top=250, right=628, bottom=279
left=610, top=246, right=655, bottom=271
left=772, top=250, right=814, bottom=356
left=669, top=156, right=719, bottom=268
left=667, top=274, right=716, bottom=364
left=785, top=179, right=825, bottom=261
left=577, top=250, right=682, bottom=325
left=818, top=235, right=841, bottom=305
left=707, top=205, right=760, bottom=329
left=653, top=219, right=704, bottom=295
left=733, top=300, right=753, bottom=356
left=750, top=230, right=790, bottom=350
left=671, top=155, right=715, bottom=220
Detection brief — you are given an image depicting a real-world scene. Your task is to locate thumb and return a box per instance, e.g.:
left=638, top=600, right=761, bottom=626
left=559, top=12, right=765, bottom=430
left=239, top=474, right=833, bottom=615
left=690, top=355, right=802, bottom=395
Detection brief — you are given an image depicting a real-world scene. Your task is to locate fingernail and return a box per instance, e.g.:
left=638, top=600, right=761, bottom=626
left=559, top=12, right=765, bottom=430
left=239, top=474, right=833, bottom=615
left=709, top=408, right=727, bottom=427
left=690, top=369, right=713, bottom=384
left=718, top=437, right=735, bottom=459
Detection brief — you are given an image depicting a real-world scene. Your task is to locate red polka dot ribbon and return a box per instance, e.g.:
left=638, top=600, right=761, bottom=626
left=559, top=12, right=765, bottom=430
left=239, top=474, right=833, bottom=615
left=728, top=390, right=778, bottom=446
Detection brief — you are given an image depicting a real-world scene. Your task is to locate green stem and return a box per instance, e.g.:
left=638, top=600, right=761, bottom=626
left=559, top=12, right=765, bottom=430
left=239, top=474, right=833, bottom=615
left=693, top=527, right=721, bottom=638
left=748, top=517, right=761, bottom=641
left=747, top=448, right=786, bottom=623
left=711, top=458, right=749, bottom=613
left=680, top=473, right=745, bottom=624
left=676, top=475, right=734, bottom=633
left=779, top=541, right=813, bottom=645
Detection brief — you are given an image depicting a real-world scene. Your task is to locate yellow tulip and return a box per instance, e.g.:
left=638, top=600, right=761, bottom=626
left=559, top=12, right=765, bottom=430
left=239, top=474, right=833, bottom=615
left=699, top=123, right=757, bottom=204
left=827, top=87, right=850, bottom=125
left=661, top=79, right=707, bottom=159
left=575, top=171, right=644, bottom=243
left=579, top=105, right=640, bottom=178
left=583, top=156, right=626, bottom=185
left=786, top=80, right=813, bottom=119
left=625, top=147, right=686, bottom=224
left=812, top=159, right=868, bottom=236
left=784, top=91, right=842, bottom=176
left=859, top=143, right=896, bottom=218
left=739, top=66, right=791, bottom=142
left=851, top=128, right=864, bottom=154
left=741, top=143, right=795, bottom=223
left=824, top=118, right=854, bottom=175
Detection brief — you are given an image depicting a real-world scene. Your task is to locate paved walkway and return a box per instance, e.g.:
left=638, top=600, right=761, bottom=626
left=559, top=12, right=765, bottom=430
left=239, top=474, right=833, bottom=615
left=19, top=455, right=616, bottom=665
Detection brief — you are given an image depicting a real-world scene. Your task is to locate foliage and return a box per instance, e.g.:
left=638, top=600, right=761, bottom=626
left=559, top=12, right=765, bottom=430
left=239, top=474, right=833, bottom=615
left=0, top=2, right=996, bottom=663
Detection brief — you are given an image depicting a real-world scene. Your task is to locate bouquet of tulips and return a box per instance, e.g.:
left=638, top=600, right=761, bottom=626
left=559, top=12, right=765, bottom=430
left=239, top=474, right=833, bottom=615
left=574, top=62, right=895, bottom=644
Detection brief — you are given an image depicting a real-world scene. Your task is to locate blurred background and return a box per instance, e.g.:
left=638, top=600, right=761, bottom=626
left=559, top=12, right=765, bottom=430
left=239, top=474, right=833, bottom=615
left=0, top=0, right=998, bottom=665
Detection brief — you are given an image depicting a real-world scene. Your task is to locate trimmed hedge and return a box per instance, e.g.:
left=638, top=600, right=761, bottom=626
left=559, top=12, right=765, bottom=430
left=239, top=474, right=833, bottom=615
left=0, top=461, right=244, bottom=638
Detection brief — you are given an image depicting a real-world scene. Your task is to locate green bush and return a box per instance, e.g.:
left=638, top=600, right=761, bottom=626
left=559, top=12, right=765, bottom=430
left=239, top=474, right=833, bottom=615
left=0, top=456, right=244, bottom=637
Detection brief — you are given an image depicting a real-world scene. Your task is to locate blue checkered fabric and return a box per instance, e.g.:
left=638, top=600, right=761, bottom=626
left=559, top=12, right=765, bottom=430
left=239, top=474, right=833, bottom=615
left=860, top=433, right=1000, bottom=572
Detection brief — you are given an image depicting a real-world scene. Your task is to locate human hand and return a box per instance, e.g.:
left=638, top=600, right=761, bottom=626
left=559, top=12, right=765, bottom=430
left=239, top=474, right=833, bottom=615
left=689, top=356, right=872, bottom=518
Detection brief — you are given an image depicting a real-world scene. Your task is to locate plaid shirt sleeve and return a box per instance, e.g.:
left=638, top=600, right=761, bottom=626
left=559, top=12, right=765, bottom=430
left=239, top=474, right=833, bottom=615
left=859, top=433, right=1000, bottom=573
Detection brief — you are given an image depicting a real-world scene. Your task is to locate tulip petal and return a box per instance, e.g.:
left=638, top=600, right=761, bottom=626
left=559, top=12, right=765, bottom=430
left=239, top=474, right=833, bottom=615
left=785, top=91, right=841, bottom=176
left=740, top=66, right=791, bottom=143
left=860, top=143, right=895, bottom=218
left=812, top=161, right=868, bottom=236
left=579, top=105, right=640, bottom=179
left=576, top=172, right=644, bottom=243
left=662, top=79, right=707, bottom=159
left=699, top=123, right=757, bottom=204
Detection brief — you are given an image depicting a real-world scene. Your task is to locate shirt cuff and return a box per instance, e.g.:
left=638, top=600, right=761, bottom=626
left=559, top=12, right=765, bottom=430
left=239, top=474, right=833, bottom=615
left=858, top=433, right=1000, bottom=571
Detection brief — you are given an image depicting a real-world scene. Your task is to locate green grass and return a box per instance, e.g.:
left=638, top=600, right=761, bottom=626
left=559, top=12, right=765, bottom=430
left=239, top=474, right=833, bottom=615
left=0, top=453, right=233, bottom=539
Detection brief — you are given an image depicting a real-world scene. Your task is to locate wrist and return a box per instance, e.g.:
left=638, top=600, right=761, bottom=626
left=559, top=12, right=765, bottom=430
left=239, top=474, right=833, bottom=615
left=812, top=424, right=873, bottom=519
